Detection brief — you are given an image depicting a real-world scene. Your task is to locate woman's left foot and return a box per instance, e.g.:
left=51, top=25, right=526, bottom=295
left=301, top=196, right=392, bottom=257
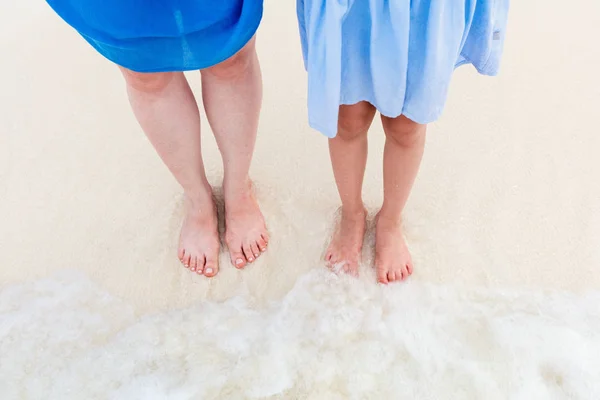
left=375, top=213, right=413, bottom=284
left=224, top=182, right=269, bottom=268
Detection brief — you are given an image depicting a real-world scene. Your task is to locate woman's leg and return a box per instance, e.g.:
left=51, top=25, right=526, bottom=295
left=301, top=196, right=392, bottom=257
left=120, top=69, right=220, bottom=277
left=376, top=114, right=426, bottom=283
left=326, top=101, right=377, bottom=275
left=200, top=37, right=268, bottom=269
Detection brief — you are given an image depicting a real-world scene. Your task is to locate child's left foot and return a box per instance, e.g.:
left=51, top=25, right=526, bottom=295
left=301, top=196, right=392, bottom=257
left=375, top=213, right=413, bottom=284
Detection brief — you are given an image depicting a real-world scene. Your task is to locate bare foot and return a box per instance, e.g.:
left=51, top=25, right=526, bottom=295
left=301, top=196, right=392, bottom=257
left=224, top=182, right=269, bottom=268
left=325, top=207, right=367, bottom=276
left=178, top=193, right=221, bottom=277
left=375, top=213, right=413, bottom=284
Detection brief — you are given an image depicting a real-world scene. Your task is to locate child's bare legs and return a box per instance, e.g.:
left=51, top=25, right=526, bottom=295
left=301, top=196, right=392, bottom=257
left=376, top=115, right=426, bottom=283
left=201, top=37, right=269, bottom=269
left=120, top=69, right=220, bottom=277
left=326, top=102, right=376, bottom=275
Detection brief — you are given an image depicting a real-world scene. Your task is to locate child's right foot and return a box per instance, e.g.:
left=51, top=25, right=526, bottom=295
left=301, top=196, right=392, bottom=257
left=325, top=207, right=367, bottom=276
left=178, top=193, right=221, bottom=277
left=374, top=213, right=413, bottom=284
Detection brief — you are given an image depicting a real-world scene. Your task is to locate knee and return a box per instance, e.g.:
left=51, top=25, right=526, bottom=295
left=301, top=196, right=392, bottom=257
left=120, top=69, right=175, bottom=93
left=336, top=103, right=375, bottom=140
left=382, top=115, right=426, bottom=148
left=202, top=39, right=255, bottom=80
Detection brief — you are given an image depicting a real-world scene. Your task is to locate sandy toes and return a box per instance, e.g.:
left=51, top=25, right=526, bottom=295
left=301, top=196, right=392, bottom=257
left=178, top=194, right=220, bottom=277
left=325, top=207, right=367, bottom=276
left=375, top=213, right=413, bottom=284
left=224, top=184, right=269, bottom=269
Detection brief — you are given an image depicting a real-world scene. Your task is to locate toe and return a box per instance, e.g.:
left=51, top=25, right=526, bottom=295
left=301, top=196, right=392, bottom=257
left=204, top=258, right=219, bottom=277
left=261, top=233, right=270, bottom=245
left=400, top=265, right=409, bottom=280
left=250, top=242, right=260, bottom=259
left=196, top=255, right=206, bottom=275
left=243, top=243, right=255, bottom=263
left=183, top=253, right=191, bottom=269
left=377, top=267, right=389, bottom=284
left=178, top=248, right=185, bottom=262
left=406, top=262, right=414, bottom=276
left=330, top=251, right=340, bottom=264
left=179, top=250, right=187, bottom=267
left=342, top=261, right=358, bottom=277
left=328, top=253, right=340, bottom=268
left=230, top=248, right=246, bottom=269
left=387, top=271, right=396, bottom=282
left=189, top=256, right=198, bottom=272
left=257, top=237, right=267, bottom=252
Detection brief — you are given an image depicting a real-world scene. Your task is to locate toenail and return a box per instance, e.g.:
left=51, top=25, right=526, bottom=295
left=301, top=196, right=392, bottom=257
left=248, top=257, right=254, bottom=262
left=236, top=258, right=244, bottom=265
left=254, top=253, right=259, bottom=257
left=205, top=268, right=213, bottom=274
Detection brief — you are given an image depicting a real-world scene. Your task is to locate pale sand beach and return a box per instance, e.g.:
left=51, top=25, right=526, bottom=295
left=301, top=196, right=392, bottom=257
left=1, top=1, right=600, bottom=398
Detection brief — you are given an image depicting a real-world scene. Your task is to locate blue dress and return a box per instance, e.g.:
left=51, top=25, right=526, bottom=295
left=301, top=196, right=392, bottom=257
left=47, top=0, right=264, bottom=72
left=297, top=0, right=510, bottom=138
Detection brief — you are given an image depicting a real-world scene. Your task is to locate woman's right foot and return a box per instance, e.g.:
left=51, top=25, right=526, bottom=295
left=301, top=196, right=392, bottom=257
left=325, top=207, right=367, bottom=276
left=178, top=193, right=220, bottom=277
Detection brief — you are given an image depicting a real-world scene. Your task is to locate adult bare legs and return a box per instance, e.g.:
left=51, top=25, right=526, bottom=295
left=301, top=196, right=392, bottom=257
left=201, top=37, right=269, bottom=269
left=120, top=69, right=220, bottom=277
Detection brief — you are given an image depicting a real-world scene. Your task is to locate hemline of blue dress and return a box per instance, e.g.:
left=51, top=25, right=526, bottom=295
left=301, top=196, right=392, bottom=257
left=47, top=0, right=264, bottom=73
left=297, top=0, right=511, bottom=138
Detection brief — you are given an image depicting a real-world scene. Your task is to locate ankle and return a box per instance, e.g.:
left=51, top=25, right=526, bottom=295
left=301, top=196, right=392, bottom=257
left=340, top=204, right=367, bottom=220
left=376, top=208, right=403, bottom=228
left=184, top=187, right=213, bottom=213
left=223, top=177, right=252, bottom=202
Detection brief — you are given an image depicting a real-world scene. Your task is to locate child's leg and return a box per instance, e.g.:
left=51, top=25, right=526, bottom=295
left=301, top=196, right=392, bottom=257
left=326, top=101, right=376, bottom=275
left=376, top=115, right=426, bottom=283
left=201, top=37, right=269, bottom=269
left=119, top=69, right=220, bottom=277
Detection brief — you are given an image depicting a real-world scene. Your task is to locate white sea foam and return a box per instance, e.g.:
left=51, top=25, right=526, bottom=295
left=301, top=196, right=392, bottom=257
left=1, top=270, right=599, bottom=399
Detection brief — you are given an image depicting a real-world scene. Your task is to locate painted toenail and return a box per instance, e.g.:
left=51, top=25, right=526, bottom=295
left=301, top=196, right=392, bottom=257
left=236, top=258, right=244, bottom=265
left=205, top=268, right=213, bottom=274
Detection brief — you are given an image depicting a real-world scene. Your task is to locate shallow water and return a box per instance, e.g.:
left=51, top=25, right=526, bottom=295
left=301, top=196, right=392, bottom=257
left=1, top=0, right=600, bottom=398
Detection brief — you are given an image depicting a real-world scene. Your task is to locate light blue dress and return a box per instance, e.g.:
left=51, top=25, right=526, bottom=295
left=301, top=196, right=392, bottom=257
left=297, top=0, right=510, bottom=138
left=46, top=0, right=264, bottom=72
